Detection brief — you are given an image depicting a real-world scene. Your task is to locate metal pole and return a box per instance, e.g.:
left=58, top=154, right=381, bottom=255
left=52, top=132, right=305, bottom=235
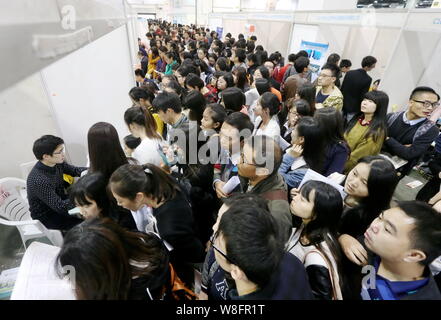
left=195, top=0, right=198, bottom=26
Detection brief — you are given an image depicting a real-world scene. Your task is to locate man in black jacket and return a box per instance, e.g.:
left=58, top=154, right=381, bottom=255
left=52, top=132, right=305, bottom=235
left=341, top=56, right=377, bottom=121
left=27, top=135, right=86, bottom=230
left=361, top=201, right=441, bottom=300
left=212, top=202, right=313, bottom=300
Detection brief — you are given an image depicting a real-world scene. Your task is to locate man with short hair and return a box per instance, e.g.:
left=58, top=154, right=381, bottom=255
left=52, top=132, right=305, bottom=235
left=315, top=63, right=344, bottom=111
left=213, top=201, right=313, bottom=300
left=361, top=201, right=441, bottom=300
left=282, top=56, right=311, bottom=99
left=238, top=135, right=292, bottom=233
left=213, top=112, right=254, bottom=199
left=341, top=56, right=377, bottom=120
left=383, top=86, right=440, bottom=176
left=27, top=135, right=86, bottom=230
left=152, top=91, right=193, bottom=165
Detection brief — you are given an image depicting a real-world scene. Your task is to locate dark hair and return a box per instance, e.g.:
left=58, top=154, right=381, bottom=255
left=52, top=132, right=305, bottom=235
left=235, top=48, right=246, bottom=63
left=345, top=90, right=389, bottom=143
left=410, top=86, right=440, bottom=101
left=151, top=47, right=159, bottom=58
left=57, top=218, right=169, bottom=300
left=88, top=122, right=129, bottom=181
left=69, top=172, right=109, bottom=214
left=346, top=156, right=399, bottom=228
left=259, top=92, right=280, bottom=116
left=215, top=57, right=229, bottom=72
left=218, top=204, right=284, bottom=289
left=294, top=56, right=310, bottom=74
left=373, top=79, right=381, bottom=86
left=288, top=53, right=297, bottom=63
left=176, top=63, right=200, bottom=78
left=314, top=108, right=346, bottom=147
left=297, top=180, right=345, bottom=291
left=238, top=33, right=245, bottom=40
left=110, top=163, right=180, bottom=203
left=256, top=65, right=270, bottom=79
left=165, top=80, right=182, bottom=96
left=129, top=86, right=155, bottom=105
left=183, top=90, right=206, bottom=124
left=297, top=84, right=316, bottom=114
left=326, top=53, right=341, bottom=66
left=244, top=135, right=283, bottom=174
left=222, top=87, right=245, bottom=112
left=255, top=78, right=271, bottom=95
left=153, top=91, right=182, bottom=113
left=134, top=68, right=146, bottom=78
left=246, top=41, right=255, bottom=54
left=288, top=99, right=312, bottom=117
left=217, top=73, right=235, bottom=90
left=124, top=134, right=141, bottom=150
left=124, top=106, right=160, bottom=140
left=361, top=56, right=377, bottom=68
left=297, top=50, right=308, bottom=58
left=321, top=63, right=340, bottom=77
left=246, top=53, right=258, bottom=65
left=159, top=46, right=168, bottom=54
left=205, top=103, right=227, bottom=132
left=222, top=192, right=269, bottom=211
left=296, top=117, right=325, bottom=172
left=250, top=35, right=257, bottom=41
left=224, top=112, right=254, bottom=141
left=232, top=67, right=248, bottom=92
left=184, top=73, right=204, bottom=90
left=395, top=201, right=441, bottom=266
left=340, top=59, right=352, bottom=69
left=32, top=135, right=64, bottom=160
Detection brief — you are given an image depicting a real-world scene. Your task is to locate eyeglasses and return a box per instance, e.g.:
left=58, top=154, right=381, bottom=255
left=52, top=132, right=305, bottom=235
left=412, top=99, right=440, bottom=109
left=53, top=148, right=65, bottom=155
left=210, top=233, right=236, bottom=264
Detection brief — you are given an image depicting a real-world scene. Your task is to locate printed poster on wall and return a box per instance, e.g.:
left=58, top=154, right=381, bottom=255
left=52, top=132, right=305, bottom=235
left=216, top=27, right=224, bottom=40
left=300, top=40, right=329, bottom=82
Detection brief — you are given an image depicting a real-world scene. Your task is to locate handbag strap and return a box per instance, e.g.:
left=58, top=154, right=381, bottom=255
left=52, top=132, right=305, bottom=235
left=303, top=249, right=338, bottom=300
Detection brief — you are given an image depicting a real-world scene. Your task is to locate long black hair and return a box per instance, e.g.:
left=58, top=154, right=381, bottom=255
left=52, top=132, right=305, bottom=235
left=296, top=117, right=325, bottom=173
left=296, top=180, right=345, bottom=293
left=345, top=90, right=388, bottom=143
left=314, top=107, right=347, bottom=146
left=342, top=156, right=399, bottom=234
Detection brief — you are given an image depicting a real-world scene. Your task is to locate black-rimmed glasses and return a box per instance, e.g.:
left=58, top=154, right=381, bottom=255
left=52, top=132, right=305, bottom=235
left=209, top=233, right=236, bottom=265
left=412, top=99, right=440, bottom=109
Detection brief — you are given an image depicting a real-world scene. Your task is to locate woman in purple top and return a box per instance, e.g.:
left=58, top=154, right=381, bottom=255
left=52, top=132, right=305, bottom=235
left=314, top=108, right=350, bottom=176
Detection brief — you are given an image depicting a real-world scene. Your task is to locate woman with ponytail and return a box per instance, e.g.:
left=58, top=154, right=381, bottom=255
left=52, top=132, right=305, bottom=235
left=124, top=106, right=164, bottom=167
left=110, top=163, right=205, bottom=286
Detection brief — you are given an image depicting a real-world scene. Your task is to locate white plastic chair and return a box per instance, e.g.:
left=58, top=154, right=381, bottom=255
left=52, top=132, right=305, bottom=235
left=0, top=178, right=63, bottom=248
left=19, top=160, right=37, bottom=181
left=0, top=177, right=28, bottom=200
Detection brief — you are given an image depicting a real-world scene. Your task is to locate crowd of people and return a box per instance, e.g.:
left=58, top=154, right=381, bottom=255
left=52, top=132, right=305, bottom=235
left=24, top=19, right=441, bottom=300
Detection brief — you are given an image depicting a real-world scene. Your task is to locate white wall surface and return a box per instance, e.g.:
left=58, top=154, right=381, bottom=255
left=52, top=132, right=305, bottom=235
left=40, top=25, right=134, bottom=167
left=0, top=73, right=59, bottom=178
left=380, top=30, right=441, bottom=112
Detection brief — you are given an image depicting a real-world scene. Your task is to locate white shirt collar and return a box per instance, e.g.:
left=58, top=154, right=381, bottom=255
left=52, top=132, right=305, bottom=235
left=403, top=112, right=426, bottom=126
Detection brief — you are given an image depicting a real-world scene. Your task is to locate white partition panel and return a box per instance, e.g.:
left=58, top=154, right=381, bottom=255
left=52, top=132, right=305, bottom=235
left=0, top=73, right=58, bottom=177
left=41, top=25, right=134, bottom=166
left=380, top=30, right=441, bottom=112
